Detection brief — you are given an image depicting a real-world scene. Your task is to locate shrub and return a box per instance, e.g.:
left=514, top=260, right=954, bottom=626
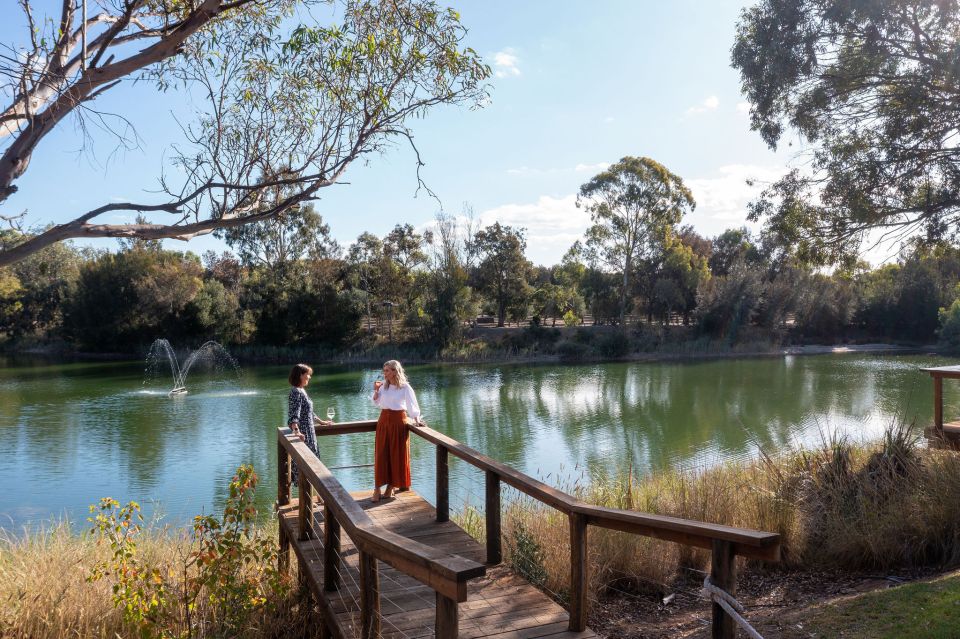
left=596, top=331, right=632, bottom=357
left=562, top=310, right=579, bottom=327
left=87, top=465, right=291, bottom=638
left=556, top=340, right=589, bottom=362
left=572, top=328, right=595, bottom=345
left=938, top=297, right=960, bottom=351
left=508, top=520, right=548, bottom=589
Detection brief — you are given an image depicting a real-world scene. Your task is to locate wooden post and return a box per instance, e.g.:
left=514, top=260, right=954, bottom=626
left=935, top=374, right=944, bottom=431
left=298, top=480, right=313, bottom=541
left=711, top=539, right=737, bottom=639
left=485, top=470, right=501, bottom=565
left=278, top=438, right=290, bottom=573
left=435, top=592, right=459, bottom=639
left=436, top=445, right=449, bottom=523
left=278, top=525, right=289, bottom=574
left=359, top=551, right=381, bottom=639
left=568, top=512, right=588, bottom=632
left=297, top=480, right=312, bottom=594
left=323, top=503, right=341, bottom=591
left=278, top=438, right=291, bottom=506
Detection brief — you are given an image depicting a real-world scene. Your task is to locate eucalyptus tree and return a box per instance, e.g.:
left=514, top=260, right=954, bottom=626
left=383, top=222, right=428, bottom=315
left=578, top=156, right=695, bottom=325
left=348, top=231, right=386, bottom=332
left=0, top=0, right=489, bottom=266
left=422, top=210, right=472, bottom=348
left=733, top=0, right=960, bottom=265
left=218, top=203, right=338, bottom=271
left=471, top=222, right=531, bottom=327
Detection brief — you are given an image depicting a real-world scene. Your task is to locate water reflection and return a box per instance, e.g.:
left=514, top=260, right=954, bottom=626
left=0, top=353, right=954, bottom=530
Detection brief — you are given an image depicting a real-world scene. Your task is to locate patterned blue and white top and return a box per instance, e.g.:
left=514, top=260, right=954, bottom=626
left=288, top=386, right=318, bottom=454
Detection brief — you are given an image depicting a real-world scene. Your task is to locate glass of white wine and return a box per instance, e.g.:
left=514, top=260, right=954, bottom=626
left=326, top=406, right=336, bottom=422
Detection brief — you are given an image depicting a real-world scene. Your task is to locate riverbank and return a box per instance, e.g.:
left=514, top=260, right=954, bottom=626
left=0, top=331, right=937, bottom=367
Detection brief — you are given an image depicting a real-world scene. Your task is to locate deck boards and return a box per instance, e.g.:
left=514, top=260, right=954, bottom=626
left=278, top=489, right=596, bottom=639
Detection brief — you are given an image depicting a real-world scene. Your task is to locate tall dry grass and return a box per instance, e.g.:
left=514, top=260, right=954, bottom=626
left=0, top=522, right=123, bottom=638
left=488, top=422, right=960, bottom=602
left=0, top=519, right=309, bottom=639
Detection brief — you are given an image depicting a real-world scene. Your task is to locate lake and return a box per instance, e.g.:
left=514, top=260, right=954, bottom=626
left=1, top=352, right=954, bottom=530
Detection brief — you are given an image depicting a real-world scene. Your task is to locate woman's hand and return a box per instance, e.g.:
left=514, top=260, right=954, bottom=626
left=291, top=426, right=305, bottom=442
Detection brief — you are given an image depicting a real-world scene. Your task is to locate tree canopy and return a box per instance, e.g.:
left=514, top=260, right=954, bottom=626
left=472, top=222, right=531, bottom=327
left=0, top=0, right=489, bottom=266
left=579, top=156, right=694, bottom=324
left=733, top=0, right=960, bottom=264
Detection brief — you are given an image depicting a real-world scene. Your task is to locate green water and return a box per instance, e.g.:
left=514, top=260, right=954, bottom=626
left=0, top=352, right=954, bottom=530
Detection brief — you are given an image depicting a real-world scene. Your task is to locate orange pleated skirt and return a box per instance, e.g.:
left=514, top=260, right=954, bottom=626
left=374, top=409, right=411, bottom=489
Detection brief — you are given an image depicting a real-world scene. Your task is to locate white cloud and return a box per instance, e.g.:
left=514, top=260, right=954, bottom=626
left=574, top=162, right=610, bottom=173
left=684, top=164, right=788, bottom=235
left=475, top=164, right=789, bottom=265
left=685, top=95, right=720, bottom=116
left=478, top=194, right=590, bottom=265
left=506, top=162, right=610, bottom=176
left=604, top=116, right=615, bottom=123
left=736, top=101, right=751, bottom=114
left=492, top=48, right=521, bottom=78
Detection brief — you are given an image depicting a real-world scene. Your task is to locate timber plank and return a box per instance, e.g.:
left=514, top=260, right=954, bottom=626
left=282, top=489, right=594, bottom=639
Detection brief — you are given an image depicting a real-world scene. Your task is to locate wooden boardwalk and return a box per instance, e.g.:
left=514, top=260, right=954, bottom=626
left=278, top=489, right=597, bottom=639
left=278, top=421, right=780, bottom=639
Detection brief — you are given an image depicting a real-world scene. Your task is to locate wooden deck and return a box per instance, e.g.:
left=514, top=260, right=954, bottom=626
left=278, top=489, right=597, bottom=639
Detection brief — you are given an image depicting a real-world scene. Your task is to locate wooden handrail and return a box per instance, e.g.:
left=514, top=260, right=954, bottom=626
left=314, top=420, right=378, bottom=436
left=316, top=420, right=779, bottom=559
left=409, top=423, right=780, bottom=560
left=278, top=428, right=485, bottom=601
left=411, top=423, right=577, bottom=511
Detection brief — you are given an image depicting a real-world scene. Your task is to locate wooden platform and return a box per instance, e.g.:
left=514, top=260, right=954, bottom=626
left=278, top=489, right=597, bottom=639
left=925, top=421, right=960, bottom=449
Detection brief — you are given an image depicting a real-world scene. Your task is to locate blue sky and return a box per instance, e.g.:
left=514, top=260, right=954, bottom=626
left=2, top=0, right=800, bottom=266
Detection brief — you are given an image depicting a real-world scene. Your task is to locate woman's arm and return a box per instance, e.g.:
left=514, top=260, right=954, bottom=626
left=287, top=389, right=306, bottom=441
left=405, top=385, right=422, bottom=422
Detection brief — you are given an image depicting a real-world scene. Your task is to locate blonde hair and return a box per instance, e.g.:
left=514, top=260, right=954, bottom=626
left=382, top=360, right=409, bottom=389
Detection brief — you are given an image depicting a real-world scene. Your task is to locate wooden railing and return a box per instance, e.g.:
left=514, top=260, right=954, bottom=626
left=277, top=424, right=486, bottom=639
left=306, top=420, right=782, bottom=639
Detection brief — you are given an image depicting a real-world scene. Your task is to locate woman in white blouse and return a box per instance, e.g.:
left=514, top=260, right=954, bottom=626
left=371, top=359, right=423, bottom=502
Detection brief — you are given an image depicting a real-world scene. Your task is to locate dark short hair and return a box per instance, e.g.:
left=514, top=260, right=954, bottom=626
left=289, top=363, right=313, bottom=386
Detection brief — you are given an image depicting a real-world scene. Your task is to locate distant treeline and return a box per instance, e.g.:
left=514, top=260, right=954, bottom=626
left=4, top=206, right=960, bottom=359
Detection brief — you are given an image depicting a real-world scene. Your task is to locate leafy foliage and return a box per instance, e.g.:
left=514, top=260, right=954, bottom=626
left=472, top=223, right=532, bottom=327
left=87, top=466, right=290, bottom=639
left=733, top=0, right=960, bottom=264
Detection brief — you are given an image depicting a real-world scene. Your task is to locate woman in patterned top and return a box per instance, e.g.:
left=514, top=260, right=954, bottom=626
left=287, top=363, right=332, bottom=486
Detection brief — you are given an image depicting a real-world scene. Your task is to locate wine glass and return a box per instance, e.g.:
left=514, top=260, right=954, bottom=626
left=326, top=406, right=336, bottom=422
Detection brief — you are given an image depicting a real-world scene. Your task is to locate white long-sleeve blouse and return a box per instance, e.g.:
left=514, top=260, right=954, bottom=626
left=372, top=383, right=422, bottom=420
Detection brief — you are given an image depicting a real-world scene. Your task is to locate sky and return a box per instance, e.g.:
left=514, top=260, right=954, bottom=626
left=2, top=0, right=808, bottom=267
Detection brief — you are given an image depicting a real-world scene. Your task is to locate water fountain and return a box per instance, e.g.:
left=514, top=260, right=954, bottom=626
left=145, top=339, right=240, bottom=396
